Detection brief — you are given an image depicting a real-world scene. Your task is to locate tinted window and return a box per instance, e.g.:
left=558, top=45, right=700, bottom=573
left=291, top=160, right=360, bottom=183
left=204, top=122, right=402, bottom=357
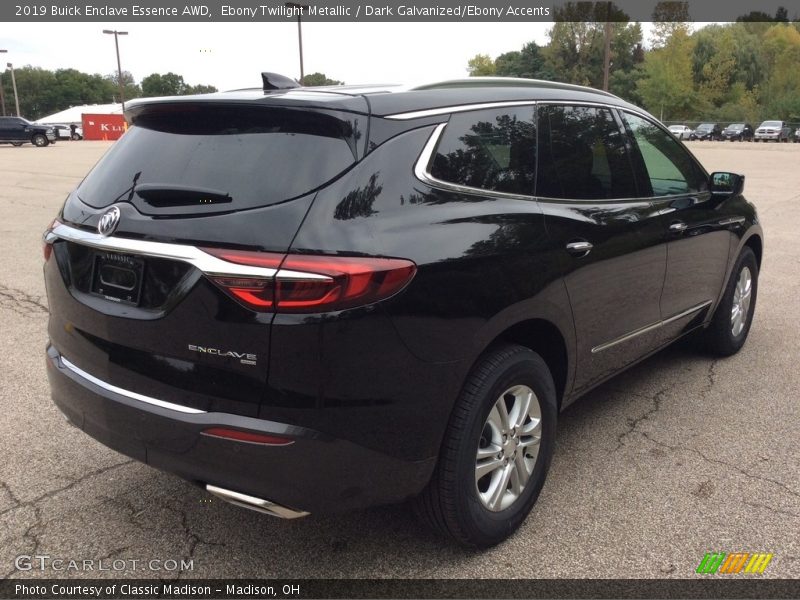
left=536, top=105, right=637, bottom=200
left=622, top=112, right=707, bottom=197
left=77, top=106, right=359, bottom=210
left=430, top=107, right=536, bottom=196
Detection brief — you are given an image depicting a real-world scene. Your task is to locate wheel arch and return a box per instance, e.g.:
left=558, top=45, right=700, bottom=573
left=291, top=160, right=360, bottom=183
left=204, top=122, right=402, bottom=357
left=488, top=318, right=571, bottom=410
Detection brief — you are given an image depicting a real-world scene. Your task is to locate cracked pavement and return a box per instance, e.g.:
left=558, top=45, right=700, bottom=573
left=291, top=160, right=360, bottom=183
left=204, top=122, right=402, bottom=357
left=0, top=142, right=798, bottom=579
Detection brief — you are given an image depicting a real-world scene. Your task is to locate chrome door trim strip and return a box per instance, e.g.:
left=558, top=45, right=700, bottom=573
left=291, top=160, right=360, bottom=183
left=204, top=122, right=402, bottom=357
left=591, top=301, right=712, bottom=354
left=718, top=216, right=746, bottom=226
left=662, top=300, right=713, bottom=326
left=60, top=356, right=207, bottom=414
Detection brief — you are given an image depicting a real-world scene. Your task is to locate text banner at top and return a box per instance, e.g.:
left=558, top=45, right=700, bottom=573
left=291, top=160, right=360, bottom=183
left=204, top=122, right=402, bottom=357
left=3, top=0, right=797, bottom=22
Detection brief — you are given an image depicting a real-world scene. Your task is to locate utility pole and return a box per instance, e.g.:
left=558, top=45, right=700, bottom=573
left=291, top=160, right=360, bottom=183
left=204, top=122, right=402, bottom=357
left=602, top=3, right=612, bottom=91
left=0, top=50, right=6, bottom=116
left=103, top=30, right=128, bottom=111
left=7, top=63, right=20, bottom=116
left=285, top=3, right=309, bottom=84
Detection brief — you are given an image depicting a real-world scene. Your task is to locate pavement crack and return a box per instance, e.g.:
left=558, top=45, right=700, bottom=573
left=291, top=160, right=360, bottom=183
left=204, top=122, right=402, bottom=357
left=614, top=384, right=675, bottom=451
left=165, top=501, right=226, bottom=580
left=0, top=283, right=49, bottom=317
left=642, top=432, right=800, bottom=501
left=0, top=480, right=23, bottom=510
left=0, top=460, right=134, bottom=519
left=742, top=501, right=800, bottom=519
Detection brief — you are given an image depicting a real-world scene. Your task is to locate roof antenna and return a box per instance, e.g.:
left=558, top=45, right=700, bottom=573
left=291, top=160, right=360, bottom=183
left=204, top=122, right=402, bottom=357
left=261, top=72, right=300, bottom=91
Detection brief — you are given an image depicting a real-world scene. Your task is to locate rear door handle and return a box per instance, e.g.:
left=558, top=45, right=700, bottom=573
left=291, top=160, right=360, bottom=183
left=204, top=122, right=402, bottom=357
left=669, top=221, right=688, bottom=232
left=566, top=240, right=593, bottom=257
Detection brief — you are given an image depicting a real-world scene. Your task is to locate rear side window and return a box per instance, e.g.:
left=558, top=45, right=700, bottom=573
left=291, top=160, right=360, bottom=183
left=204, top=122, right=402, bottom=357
left=430, top=107, right=536, bottom=196
left=536, top=105, right=637, bottom=200
left=77, top=106, right=360, bottom=210
left=622, top=112, right=707, bottom=196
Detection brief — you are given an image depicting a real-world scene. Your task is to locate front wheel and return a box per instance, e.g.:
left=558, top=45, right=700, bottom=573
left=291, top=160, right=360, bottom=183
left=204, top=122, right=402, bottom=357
left=31, top=134, right=49, bottom=147
left=701, top=247, right=758, bottom=356
left=413, top=345, right=557, bottom=548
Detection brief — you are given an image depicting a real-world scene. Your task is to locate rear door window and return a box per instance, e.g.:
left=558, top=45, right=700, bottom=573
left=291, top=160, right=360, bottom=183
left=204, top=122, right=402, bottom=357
left=77, top=105, right=362, bottom=210
left=536, top=104, right=638, bottom=200
left=430, top=106, right=536, bottom=196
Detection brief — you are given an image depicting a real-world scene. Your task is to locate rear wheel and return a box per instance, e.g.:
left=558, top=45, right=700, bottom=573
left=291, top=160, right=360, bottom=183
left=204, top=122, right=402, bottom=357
left=414, top=345, right=557, bottom=548
left=31, top=134, right=49, bottom=147
left=11, top=142, right=23, bottom=147
left=701, top=247, right=758, bottom=356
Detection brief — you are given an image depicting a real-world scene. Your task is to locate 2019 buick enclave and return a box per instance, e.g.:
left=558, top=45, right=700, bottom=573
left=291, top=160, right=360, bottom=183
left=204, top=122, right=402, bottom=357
left=43, top=75, right=762, bottom=547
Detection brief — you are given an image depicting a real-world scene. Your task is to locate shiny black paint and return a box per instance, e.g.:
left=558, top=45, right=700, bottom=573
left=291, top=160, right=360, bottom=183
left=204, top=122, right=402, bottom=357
left=45, top=83, right=763, bottom=513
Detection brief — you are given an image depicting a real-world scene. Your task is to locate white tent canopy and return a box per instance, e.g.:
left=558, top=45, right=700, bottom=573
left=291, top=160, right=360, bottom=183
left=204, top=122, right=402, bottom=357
left=35, top=103, right=123, bottom=125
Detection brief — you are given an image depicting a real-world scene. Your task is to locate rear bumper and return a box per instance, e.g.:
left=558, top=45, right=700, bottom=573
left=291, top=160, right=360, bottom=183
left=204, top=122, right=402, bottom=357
left=46, top=345, right=436, bottom=514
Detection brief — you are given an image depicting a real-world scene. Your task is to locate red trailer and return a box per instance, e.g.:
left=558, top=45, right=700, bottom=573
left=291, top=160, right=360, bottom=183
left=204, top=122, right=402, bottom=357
left=81, top=114, right=127, bottom=141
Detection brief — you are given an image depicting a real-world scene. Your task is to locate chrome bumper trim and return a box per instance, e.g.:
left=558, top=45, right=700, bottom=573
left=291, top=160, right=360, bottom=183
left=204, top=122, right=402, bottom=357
left=60, top=356, right=206, bottom=414
left=46, top=221, right=327, bottom=281
left=206, top=484, right=309, bottom=519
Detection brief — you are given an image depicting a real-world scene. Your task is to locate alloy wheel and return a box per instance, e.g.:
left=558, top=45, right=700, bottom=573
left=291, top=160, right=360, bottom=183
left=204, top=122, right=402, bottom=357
left=731, top=266, right=752, bottom=337
left=475, top=385, right=542, bottom=511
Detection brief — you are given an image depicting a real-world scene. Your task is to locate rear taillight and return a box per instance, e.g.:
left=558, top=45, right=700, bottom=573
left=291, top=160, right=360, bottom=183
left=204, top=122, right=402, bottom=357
left=201, top=248, right=416, bottom=313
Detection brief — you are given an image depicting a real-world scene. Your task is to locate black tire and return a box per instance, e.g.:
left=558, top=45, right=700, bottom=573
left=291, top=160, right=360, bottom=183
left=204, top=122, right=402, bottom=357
left=31, top=134, right=49, bottom=147
left=701, top=247, right=758, bottom=357
left=11, top=142, right=23, bottom=147
left=413, top=344, right=557, bottom=548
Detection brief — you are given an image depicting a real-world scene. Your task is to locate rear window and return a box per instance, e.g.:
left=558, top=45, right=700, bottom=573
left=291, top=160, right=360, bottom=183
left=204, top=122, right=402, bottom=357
left=77, top=105, right=361, bottom=210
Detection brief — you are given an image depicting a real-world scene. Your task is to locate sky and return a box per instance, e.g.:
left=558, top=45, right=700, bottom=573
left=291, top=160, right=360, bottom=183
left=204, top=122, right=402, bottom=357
left=1, top=22, right=562, bottom=90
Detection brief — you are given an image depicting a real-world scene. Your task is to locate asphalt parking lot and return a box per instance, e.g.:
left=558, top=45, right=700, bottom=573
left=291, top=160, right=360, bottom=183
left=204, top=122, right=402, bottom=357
left=0, top=140, right=798, bottom=580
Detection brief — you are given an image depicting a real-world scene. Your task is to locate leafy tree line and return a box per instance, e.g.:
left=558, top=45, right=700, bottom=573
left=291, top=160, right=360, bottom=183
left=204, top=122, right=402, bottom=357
left=0, top=66, right=344, bottom=120
left=467, top=6, right=800, bottom=123
left=0, top=67, right=218, bottom=120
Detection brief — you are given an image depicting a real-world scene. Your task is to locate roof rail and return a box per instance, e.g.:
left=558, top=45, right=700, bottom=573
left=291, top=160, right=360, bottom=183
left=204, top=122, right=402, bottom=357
left=409, top=77, right=618, bottom=99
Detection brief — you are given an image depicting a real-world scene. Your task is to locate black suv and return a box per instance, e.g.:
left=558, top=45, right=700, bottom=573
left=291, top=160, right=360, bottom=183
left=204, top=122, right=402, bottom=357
left=44, top=76, right=762, bottom=547
left=0, top=116, right=56, bottom=146
left=690, top=122, right=722, bottom=141
left=721, top=123, right=753, bottom=142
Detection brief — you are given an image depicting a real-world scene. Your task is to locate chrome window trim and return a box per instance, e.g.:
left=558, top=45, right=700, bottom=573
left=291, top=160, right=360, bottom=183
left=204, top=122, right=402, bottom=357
left=387, top=99, right=655, bottom=122
left=414, top=123, right=538, bottom=202
left=60, top=356, right=207, bottom=414
left=591, top=301, right=712, bottom=354
left=412, top=101, right=696, bottom=204
left=46, top=222, right=329, bottom=281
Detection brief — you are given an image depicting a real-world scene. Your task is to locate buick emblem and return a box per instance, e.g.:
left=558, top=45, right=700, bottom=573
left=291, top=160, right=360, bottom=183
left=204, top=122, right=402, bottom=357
left=97, top=206, right=121, bottom=237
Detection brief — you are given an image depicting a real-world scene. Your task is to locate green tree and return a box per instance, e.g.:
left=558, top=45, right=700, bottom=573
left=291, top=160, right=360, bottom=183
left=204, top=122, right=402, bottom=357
left=302, top=72, right=343, bottom=86
left=141, top=72, right=187, bottom=96
left=637, top=29, right=697, bottom=120
left=467, top=54, right=496, bottom=76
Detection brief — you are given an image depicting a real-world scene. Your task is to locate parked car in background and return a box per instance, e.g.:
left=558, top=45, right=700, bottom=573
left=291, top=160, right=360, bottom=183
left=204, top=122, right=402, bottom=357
left=690, top=123, right=722, bottom=141
left=754, top=120, right=791, bottom=142
left=793, top=128, right=800, bottom=143
left=43, top=75, right=763, bottom=548
left=0, top=116, right=56, bottom=146
left=668, top=124, right=693, bottom=140
left=721, top=123, right=753, bottom=142
left=48, top=124, right=84, bottom=140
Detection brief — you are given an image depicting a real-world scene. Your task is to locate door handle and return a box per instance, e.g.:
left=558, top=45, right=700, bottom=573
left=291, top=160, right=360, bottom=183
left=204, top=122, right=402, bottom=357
left=669, top=221, right=688, bottom=232
left=566, top=240, right=593, bottom=257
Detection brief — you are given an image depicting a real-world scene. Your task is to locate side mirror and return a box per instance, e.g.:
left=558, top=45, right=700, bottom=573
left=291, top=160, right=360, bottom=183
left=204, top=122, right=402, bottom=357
left=710, top=172, right=744, bottom=198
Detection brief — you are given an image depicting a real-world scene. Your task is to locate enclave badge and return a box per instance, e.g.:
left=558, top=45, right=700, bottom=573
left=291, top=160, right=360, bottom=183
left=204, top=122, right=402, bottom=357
left=97, top=206, right=121, bottom=237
